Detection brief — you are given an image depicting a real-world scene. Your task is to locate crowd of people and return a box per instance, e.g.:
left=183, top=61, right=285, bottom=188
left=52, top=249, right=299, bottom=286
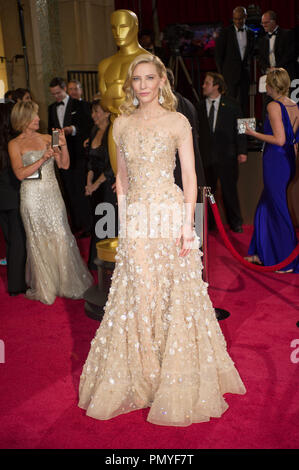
left=212, top=7, right=299, bottom=270
left=0, top=7, right=299, bottom=303
left=139, top=7, right=298, bottom=234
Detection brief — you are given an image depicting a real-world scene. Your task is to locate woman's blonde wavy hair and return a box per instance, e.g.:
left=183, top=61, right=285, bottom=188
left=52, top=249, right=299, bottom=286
left=119, top=54, right=177, bottom=115
left=11, top=100, right=39, bottom=132
left=266, top=68, right=291, bottom=97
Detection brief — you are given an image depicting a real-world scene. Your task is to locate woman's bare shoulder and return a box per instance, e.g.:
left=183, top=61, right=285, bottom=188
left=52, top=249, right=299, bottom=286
left=267, top=101, right=282, bottom=114
left=8, top=135, right=21, bottom=150
left=40, top=133, right=51, bottom=144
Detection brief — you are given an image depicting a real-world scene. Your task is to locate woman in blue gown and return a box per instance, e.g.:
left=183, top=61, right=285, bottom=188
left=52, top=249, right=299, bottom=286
left=245, top=68, right=299, bottom=272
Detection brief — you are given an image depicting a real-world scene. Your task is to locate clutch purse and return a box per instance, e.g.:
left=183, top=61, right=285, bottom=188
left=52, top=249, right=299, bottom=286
left=24, top=169, right=42, bottom=180
left=237, top=118, right=256, bottom=134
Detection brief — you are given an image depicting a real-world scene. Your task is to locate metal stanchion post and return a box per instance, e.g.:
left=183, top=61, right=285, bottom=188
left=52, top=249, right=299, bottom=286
left=202, top=187, right=230, bottom=321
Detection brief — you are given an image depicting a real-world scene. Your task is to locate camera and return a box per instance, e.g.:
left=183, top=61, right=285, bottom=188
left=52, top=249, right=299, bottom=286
left=52, top=130, right=59, bottom=147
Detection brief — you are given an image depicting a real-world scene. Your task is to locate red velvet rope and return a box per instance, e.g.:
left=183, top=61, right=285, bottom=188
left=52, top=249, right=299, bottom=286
left=208, top=196, right=299, bottom=272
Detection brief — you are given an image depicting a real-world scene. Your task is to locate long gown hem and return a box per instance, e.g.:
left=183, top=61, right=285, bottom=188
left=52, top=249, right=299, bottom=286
left=78, top=395, right=246, bottom=426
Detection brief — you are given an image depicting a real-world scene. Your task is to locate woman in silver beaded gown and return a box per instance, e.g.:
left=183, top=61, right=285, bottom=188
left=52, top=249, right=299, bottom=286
left=8, top=101, right=93, bottom=305
left=78, top=55, right=246, bottom=427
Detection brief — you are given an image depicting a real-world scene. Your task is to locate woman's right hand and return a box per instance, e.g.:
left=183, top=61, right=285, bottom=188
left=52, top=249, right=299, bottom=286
left=85, top=181, right=101, bottom=195
left=176, top=224, right=195, bottom=257
left=42, top=147, right=54, bottom=162
left=244, top=122, right=255, bottom=137
left=85, top=184, right=92, bottom=196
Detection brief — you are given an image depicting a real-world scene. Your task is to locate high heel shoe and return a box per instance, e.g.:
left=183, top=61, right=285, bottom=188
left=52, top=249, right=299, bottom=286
left=244, top=255, right=262, bottom=265
left=275, top=269, right=293, bottom=273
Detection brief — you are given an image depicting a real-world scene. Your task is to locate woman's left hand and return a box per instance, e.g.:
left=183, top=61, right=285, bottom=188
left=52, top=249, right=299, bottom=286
left=244, top=122, right=255, bottom=136
left=87, top=181, right=101, bottom=195
left=176, top=224, right=195, bottom=257
left=56, top=128, right=67, bottom=147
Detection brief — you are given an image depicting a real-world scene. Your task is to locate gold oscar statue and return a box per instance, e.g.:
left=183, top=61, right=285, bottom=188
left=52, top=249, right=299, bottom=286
left=98, top=9, right=151, bottom=173
left=96, top=10, right=151, bottom=264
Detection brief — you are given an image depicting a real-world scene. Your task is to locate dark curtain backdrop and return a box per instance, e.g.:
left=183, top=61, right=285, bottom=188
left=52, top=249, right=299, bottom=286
left=114, top=0, right=298, bottom=30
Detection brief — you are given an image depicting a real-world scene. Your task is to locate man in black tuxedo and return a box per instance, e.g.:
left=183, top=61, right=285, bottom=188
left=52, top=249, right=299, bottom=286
left=67, top=79, right=93, bottom=131
left=67, top=79, right=84, bottom=101
left=215, top=6, right=255, bottom=116
left=197, top=72, right=247, bottom=233
left=257, top=10, right=296, bottom=81
left=0, top=102, right=26, bottom=295
left=48, top=77, right=93, bottom=235
left=0, top=167, right=27, bottom=295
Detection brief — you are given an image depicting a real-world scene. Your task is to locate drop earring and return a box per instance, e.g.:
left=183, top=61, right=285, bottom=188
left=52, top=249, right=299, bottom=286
left=133, top=95, right=139, bottom=106
left=158, top=88, right=164, bottom=104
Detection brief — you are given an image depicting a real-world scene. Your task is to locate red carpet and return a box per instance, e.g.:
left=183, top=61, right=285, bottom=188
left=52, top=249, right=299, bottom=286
left=0, top=227, right=299, bottom=449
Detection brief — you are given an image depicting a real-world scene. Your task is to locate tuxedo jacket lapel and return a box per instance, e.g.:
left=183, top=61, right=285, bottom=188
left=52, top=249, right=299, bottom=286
left=202, top=99, right=213, bottom=135
left=51, top=104, right=60, bottom=129
left=244, top=30, right=251, bottom=61
left=63, top=98, right=72, bottom=127
left=232, top=27, right=242, bottom=61
left=274, top=28, right=281, bottom=55
left=202, top=100, right=208, bottom=122
left=214, top=96, right=225, bottom=133
left=264, top=34, right=270, bottom=56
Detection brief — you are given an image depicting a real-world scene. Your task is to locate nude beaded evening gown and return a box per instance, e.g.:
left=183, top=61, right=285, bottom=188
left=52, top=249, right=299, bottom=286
left=20, top=150, right=93, bottom=305
left=78, top=112, right=246, bottom=426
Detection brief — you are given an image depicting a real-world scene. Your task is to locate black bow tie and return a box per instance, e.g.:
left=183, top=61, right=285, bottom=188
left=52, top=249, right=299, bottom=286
left=268, top=30, right=278, bottom=38
left=56, top=101, right=64, bottom=107
left=238, top=28, right=244, bottom=32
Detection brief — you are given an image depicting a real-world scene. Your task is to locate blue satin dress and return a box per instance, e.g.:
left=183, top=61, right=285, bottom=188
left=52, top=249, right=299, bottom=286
left=248, top=101, right=299, bottom=272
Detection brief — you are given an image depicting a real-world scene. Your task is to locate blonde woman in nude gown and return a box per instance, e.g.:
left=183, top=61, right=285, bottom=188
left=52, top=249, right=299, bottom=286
left=78, top=55, right=246, bottom=427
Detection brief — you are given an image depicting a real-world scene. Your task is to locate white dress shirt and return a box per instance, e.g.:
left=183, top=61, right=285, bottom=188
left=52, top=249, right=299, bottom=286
left=56, top=95, right=69, bottom=129
left=269, top=26, right=279, bottom=67
left=206, top=95, right=221, bottom=132
left=234, top=25, right=247, bottom=61
left=56, top=94, right=76, bottom=136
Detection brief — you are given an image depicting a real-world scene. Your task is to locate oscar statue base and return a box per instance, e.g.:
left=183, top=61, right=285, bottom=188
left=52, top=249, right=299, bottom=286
left=84, top=238, right=117, bottom=321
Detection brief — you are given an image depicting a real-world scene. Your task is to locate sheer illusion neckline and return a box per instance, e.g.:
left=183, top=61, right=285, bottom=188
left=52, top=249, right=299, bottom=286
left=132, top=110, right=172, bottom=121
